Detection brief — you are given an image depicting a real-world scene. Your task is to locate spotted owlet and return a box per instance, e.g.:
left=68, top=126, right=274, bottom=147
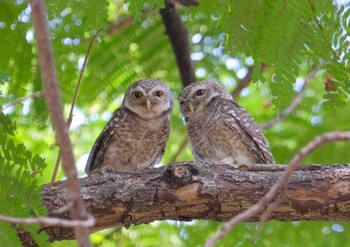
left=85, top=79, right=173, bottom=174
left=178, top=80, right=274, bottom=165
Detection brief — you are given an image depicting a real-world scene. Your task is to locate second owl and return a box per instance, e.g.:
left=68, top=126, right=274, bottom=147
left=178, top=80, right=274, bottom=165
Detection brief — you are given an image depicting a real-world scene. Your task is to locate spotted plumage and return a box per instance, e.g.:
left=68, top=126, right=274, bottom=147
left=85, top=79, right=173, bottom=174
left=178, top=80, right=274, bottom=165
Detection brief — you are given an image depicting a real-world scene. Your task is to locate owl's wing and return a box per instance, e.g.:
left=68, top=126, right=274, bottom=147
left=85, top=108, right=128, bottom=174
left=216, top=98, right=275, bottom=164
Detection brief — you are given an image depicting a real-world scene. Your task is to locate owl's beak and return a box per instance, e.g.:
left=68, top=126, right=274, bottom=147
left=189, top=103, right=195, bottom=112
left=146, top=99, right=151, bottom=111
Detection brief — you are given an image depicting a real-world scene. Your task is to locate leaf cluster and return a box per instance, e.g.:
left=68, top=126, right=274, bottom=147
left=0, top=112, right=48, bottom=246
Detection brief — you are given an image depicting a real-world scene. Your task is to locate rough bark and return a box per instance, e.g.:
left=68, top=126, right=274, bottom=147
left=29, top=0, right=90, bottom=245
left=41, top=163, right=350, bottom=241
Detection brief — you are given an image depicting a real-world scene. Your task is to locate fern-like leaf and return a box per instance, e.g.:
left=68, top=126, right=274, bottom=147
left=0, top=112, right=48, bottom=246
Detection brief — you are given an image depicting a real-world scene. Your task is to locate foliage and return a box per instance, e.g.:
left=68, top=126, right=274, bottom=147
left=0, top=0, right=350, bottom=246
left=0, top=112, right=48, bottom=246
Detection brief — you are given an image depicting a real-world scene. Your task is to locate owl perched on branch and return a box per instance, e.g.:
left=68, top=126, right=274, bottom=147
left=85, top=79, right=173, bottom=174
left=178, top=80, right=274, bottom=165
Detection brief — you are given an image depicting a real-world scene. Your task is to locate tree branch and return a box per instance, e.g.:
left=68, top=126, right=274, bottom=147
left=205, top=130, right=350, bottom=247
left=2, top=91, right=43, bottom=110
left=231, top=64, right=266, bottom=100
left=169, top=136, right=189, bottom=163
left=0, top=215, right=95, bottom=228
left=231, top=67, right=254, bottom=100
left=41, top=162, right=350, bottom=242
left=29, top=0, right=91, bottom=245
left=160, top=1, right=197, bottom=87
left=51, top=29, right=103, bottom=184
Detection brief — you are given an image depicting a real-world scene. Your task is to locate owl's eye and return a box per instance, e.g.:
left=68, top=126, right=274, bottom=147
left=196, top=89, right=205, bottom=96
left=154, top=90, right=164, bottom=98
left=132, top=91, right=142, bottom=99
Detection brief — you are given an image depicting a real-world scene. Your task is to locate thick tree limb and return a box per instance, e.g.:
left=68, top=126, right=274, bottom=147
left=160, top=1, right=197, bottom=87
left=29, top=0, right=90, bottom=245
left=41, top=163, right=350, bottom=242
left=205, top=130, right=350, bottom=247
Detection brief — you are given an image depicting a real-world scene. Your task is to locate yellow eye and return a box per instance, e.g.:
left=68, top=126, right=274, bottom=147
left=154, top=90, right=164, bottom=98
left=196, top=89, right=205, bottom=96
left=132, top=91, right=142, bottom=100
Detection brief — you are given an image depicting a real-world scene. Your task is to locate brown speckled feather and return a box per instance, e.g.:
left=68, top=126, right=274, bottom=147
left=85, top=79, right=173, bottom=174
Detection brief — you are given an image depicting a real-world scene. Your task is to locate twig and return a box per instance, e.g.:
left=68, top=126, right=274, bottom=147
left=205, top=130, right=350, bottom=247
left=2, top=91, right=43, bottom=110
left=107, top=10, right=154, bottom=35
left=252, top=198, right=283, bottom=242
left=66, top=29, right=103, bottom=129
left=0, top=214, right=95, bottom=228
left=259, top=66, right=320, bottom=130
left=231, top=64, right=266, bottom=100
left=51, top=29, right=103, bottom=183
left=52, top=202, right=74, bottom=214
left=160, top=1, right=197, bottom=87
left=170, top=136, right=189, bottom=163
left=231, top=67, right=253, bottom=100
left=50, top=154, right=62, bottom=184
left=29, top=0, right=91, bottom=245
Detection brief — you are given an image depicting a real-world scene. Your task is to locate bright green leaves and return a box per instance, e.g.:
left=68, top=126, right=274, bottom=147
left=323, top=89, right=348, bottom=115
left=0, top=2, right=36, bottom=97
left=0, top=223, right=23, bottom=247
left=218, top=0, right=350, bottom=112
left=125, top=0, right=165, bottom=20
left=0, top=112, right=48, bottom=246
left=47, top=0, right=109, bottom=32
left=0, top=72, right=10, bottom=85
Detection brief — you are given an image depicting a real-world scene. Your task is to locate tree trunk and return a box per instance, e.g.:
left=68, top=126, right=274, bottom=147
left=41, top=163, right=350, bottom=242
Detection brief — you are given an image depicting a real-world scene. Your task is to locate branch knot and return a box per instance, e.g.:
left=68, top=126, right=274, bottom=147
left=165, top=163, right=199, bottom=189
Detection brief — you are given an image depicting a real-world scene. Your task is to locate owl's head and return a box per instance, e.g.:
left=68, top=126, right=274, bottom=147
left=124, top=79, right=173, bottom=119
left=178, top=80, right=232, bottom=118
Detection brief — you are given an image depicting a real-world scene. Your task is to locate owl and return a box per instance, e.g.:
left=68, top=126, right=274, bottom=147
left=178, top=80, right=274, bottom=165
left=85, top=79, right=173, bottom=174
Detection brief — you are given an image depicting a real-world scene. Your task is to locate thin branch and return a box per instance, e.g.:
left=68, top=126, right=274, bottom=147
left=205, top=130, right=350, bottom=247
left=160, top=1, right=197, bottom=87
left=51, top=29, right=104, bottom=183
left=252, top=198, right=283, bottom=242
left=169, top=136, right=189, bottom=163
left=29, top=0, right=91, bottom=245
left=231, top=64, right=266, bottom=100
left=0, top=214, right=95, bottom=228
left=2, top=91, right=43, bottom=110
left=66, top=29, right=103, bottom=129
left=231, top=67, right=253, bottom=100
left=107, top=10, right=153, bottom=35
left=259, top=66, right=320, bottom=130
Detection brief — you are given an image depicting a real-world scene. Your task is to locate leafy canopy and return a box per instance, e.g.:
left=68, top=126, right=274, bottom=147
left=0, top=0, right=350, bottom=246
